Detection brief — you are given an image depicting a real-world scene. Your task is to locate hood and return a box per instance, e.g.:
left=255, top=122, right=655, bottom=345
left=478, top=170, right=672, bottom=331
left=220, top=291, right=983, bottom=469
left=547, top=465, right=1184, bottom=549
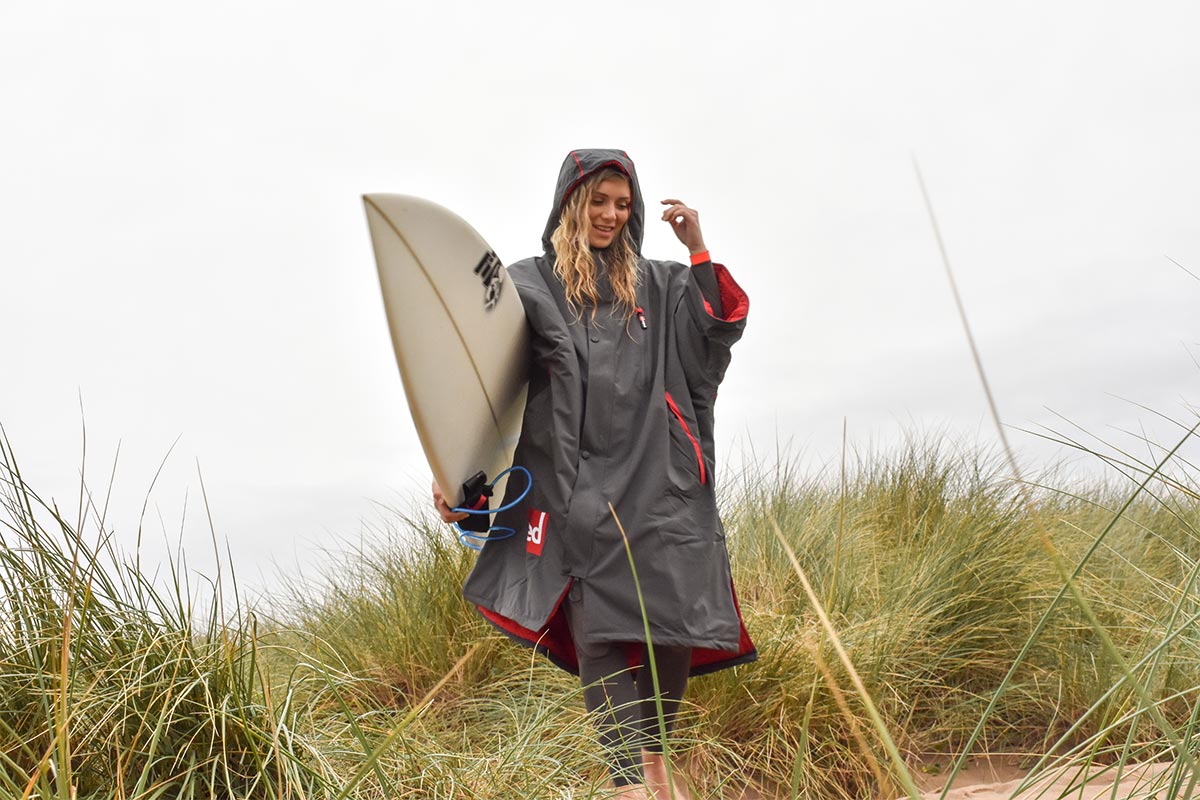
left=541, top=149, right=644, bottom=255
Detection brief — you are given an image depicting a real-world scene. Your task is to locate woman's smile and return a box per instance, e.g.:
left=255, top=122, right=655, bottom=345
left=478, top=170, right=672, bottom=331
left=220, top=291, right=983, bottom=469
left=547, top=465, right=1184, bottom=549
left=587, top=177, right=632, bottom=248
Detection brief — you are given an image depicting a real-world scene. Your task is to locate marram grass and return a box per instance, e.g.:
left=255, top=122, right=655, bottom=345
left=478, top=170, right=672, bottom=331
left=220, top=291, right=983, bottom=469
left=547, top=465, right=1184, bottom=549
left=2, top=426, right=1199, bottom=799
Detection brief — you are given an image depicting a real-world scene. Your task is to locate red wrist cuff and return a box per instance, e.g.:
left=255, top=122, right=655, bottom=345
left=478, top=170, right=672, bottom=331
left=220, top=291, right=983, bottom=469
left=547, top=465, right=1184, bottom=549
left=689, top=250, right=711, bottom=266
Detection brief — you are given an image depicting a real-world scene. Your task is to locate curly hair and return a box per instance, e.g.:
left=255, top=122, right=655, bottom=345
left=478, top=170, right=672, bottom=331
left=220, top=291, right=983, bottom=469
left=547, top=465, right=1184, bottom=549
left=548, top=168, right=640, bottom=320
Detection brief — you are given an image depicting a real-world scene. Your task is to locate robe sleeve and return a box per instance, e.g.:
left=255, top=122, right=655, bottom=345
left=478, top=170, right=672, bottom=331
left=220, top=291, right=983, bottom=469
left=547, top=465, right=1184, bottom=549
left=673, top=258, right=750, bottom=395
left=690, top=252, right=724, bottom=319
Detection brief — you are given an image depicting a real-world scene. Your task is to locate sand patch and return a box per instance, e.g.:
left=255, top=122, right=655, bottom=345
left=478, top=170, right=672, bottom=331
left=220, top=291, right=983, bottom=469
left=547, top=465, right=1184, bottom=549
left=919, top=759, right=1181, bottom=800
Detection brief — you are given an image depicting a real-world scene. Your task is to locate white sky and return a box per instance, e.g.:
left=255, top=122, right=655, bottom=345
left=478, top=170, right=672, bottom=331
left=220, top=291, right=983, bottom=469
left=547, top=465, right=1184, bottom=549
left=2, top=1, right=1198, bottom=595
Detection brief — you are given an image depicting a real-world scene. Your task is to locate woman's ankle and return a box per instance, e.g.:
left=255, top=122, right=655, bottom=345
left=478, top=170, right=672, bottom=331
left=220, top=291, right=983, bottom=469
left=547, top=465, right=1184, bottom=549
left=640, top=751, right=691, bottom=799
left=642, top=750, right=666, bottom=773
left=607, top=781, right=653, bottom=799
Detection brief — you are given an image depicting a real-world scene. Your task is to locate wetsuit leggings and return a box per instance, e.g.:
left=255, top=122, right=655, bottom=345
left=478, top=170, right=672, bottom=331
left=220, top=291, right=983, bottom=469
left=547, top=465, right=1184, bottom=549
left=565, top=599, right=692, bottom=786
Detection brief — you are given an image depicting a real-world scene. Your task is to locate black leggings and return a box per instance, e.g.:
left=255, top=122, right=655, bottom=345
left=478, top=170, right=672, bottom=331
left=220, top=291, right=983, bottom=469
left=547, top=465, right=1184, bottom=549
left=565, top=597, right=692, bottom=787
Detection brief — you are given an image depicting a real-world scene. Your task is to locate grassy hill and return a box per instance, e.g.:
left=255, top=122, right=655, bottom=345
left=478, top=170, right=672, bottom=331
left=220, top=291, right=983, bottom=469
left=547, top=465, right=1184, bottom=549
left=3, top=429, right=1198, bottom=799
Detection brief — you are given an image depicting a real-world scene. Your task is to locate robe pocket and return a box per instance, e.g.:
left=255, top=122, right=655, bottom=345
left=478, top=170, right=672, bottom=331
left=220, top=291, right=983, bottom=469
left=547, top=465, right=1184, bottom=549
left=656, top=488, right=724, bottom=542
left=665, top=391, right=707, bottom=493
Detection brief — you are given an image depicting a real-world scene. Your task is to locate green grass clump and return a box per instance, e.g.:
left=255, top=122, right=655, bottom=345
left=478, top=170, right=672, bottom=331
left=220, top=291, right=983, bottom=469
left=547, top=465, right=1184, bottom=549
left=3, top=424, right=1200, bottom=798
left=281, top=512, right=501, bottom=704
left=0, top=434, right=342, bottom=798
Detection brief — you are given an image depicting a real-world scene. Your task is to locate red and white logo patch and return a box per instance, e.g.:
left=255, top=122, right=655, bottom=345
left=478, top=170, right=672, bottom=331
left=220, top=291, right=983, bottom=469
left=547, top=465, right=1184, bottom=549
left=526, top=509, right=548, bottom=556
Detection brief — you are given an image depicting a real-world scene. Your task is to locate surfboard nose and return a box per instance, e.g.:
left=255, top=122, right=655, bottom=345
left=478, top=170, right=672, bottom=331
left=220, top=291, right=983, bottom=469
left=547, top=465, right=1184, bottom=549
left=362, top=192, right=529, bottom=508
left=363, top=193, right=446, bottom=226
left=363, top=193, right=401, bottom=216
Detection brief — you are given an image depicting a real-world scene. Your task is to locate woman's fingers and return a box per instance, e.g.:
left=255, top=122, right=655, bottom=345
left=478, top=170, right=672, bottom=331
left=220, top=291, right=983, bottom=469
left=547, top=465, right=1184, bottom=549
left=432, top=480, right=470, bottom=523
left=440, top=503, right=470, bottom=523
left=660, top=199, right=695, bottom=222
left=660, top=199, right=705, bottom=252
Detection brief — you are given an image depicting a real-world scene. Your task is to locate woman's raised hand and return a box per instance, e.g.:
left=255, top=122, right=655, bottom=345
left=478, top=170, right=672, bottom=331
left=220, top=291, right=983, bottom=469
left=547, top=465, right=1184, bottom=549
left=432, top=480, right=470, bottom=523
left=660, top=199, right=707, bottom=256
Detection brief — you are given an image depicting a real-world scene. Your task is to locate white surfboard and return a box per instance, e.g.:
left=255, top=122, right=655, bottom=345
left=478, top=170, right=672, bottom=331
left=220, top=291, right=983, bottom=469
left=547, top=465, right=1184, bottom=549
left=363, top=194, right=528, bottom=509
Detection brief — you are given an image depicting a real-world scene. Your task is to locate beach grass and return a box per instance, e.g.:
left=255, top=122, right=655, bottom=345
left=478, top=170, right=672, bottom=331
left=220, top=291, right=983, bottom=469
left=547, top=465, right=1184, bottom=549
left=3, top=417, right=1199, bottom=799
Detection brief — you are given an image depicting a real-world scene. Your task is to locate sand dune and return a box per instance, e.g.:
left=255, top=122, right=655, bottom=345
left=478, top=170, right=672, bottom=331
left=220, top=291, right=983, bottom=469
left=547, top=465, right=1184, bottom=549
left=924, top=760, right=1180, bottom=800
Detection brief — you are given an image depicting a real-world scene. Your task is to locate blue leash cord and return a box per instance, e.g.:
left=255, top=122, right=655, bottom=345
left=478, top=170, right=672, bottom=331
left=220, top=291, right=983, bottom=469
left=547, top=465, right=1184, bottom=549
left=451, top=465, right=532, bottom=550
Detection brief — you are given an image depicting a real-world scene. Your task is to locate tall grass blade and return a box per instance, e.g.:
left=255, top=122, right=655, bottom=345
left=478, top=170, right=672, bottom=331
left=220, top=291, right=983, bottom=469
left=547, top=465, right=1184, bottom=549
left=768, top=513, right=922, bottom=800
left=915, top=156, right=1200, bottom=795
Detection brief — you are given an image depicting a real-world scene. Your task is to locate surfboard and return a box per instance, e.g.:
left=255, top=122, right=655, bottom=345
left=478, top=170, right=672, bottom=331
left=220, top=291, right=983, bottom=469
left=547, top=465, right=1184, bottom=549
left=363, top=194, right=528, bottom=509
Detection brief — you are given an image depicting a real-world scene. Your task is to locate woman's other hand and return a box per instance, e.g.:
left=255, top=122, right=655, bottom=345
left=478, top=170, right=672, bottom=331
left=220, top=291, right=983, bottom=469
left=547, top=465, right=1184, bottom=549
left=660, top=198, right=707, bottom=255
left=432, top=480, right=470, bottom=523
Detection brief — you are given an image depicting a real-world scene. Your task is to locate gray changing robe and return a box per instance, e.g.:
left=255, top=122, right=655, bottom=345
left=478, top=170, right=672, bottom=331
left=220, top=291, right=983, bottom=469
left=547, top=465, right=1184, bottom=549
left=461, top=149, right=756, bottom=676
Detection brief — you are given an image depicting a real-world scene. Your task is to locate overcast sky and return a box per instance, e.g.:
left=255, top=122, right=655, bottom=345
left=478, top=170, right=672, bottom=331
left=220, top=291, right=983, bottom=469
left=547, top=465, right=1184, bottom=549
left=2, top=1, right=1197, bottom=595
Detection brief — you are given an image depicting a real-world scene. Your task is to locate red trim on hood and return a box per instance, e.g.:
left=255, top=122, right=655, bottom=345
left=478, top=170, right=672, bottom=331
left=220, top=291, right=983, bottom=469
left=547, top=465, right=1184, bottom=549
left=559, top=159, right=631, bottom=208
left=571, top=151, right=584, bottom=176
left=712, top=263, right=749, bottom=322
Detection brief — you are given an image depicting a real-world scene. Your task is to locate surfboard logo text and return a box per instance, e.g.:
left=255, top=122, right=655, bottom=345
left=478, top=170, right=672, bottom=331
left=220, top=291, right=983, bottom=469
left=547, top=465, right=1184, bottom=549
left=474, top=251, right=504, bottom=310
left=526, top=509, right=548, bottom=556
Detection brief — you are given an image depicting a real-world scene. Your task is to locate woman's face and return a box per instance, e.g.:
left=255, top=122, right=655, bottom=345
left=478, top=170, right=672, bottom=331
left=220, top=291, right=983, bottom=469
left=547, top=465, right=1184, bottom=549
left=586, top=177, right=632, bottom=249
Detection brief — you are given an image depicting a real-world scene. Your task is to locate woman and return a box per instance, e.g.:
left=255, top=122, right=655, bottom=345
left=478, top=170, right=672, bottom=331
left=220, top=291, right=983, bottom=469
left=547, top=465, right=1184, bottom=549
left=434, top=149, right=754, bottom=799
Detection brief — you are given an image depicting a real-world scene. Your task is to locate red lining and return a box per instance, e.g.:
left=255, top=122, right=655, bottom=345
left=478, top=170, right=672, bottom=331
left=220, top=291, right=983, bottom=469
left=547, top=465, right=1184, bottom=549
left=476, top=578, right=755, bottom=676
left=712, top=263, right=749, bottom=322
left=664, top=390, right=706, bottom=485
left=689, top=250, right=711, bottom=266
left=477, top=582, right=577, bottom=667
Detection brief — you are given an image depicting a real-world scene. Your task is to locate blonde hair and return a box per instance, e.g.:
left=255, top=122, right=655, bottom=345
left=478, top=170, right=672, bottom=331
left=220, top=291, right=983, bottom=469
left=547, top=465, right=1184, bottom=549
left=549, top=168, right=640, bottom=320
